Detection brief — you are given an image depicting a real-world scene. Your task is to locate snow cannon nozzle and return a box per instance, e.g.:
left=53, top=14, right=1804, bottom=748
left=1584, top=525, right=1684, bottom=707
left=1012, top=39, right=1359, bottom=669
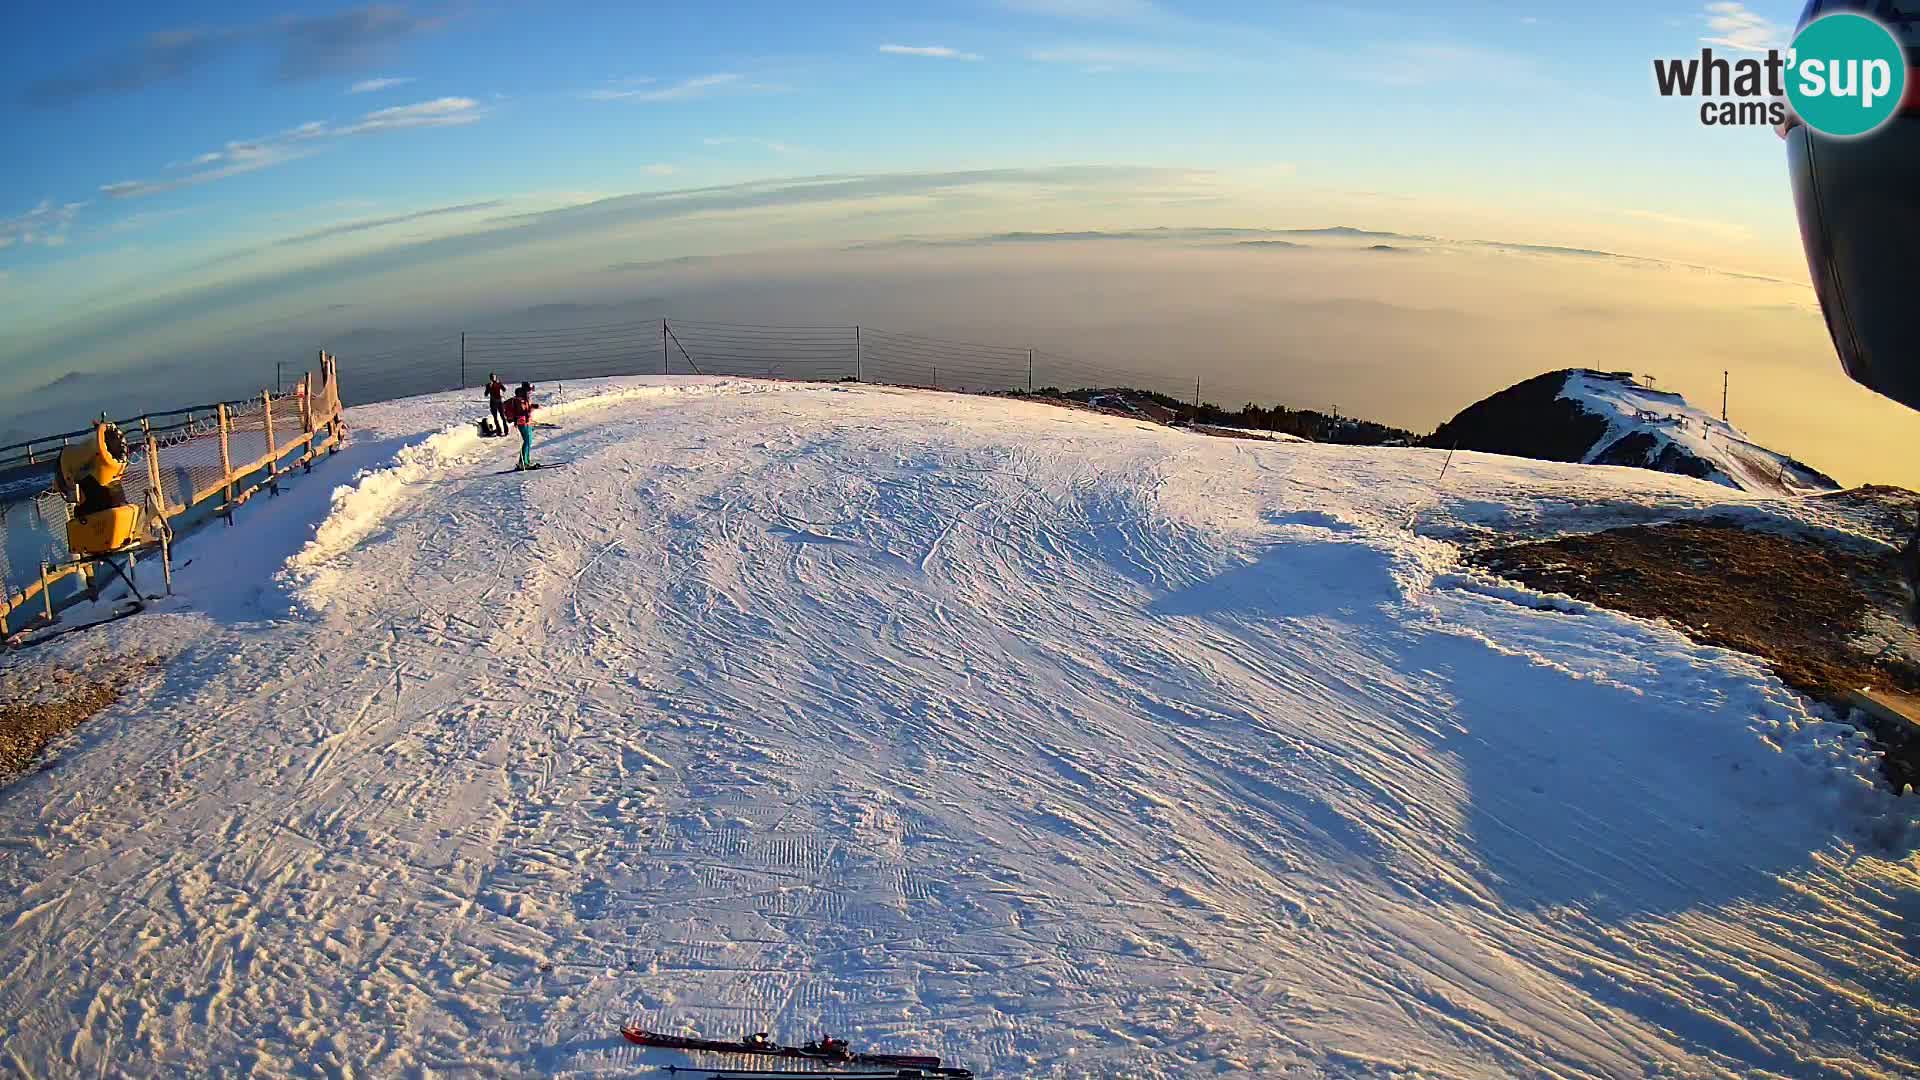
left=56, top=418, right=140, bottom=556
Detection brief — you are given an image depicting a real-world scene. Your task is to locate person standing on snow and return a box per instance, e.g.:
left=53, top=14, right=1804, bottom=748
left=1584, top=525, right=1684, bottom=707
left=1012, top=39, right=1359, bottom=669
left=504, top=382, right=540, bottom=470
left=485, top=373, right=508, bottom=436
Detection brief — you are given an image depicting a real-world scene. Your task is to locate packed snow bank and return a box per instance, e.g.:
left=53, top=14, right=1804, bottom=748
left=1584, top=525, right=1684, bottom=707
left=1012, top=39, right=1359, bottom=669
left=282, top=377, right=754, bottom=608
left=0, top=378, right=1915, bottom=1079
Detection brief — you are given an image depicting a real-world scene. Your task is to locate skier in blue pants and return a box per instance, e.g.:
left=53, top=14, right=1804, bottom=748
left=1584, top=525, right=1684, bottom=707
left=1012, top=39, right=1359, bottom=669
left=504, top=382, right=539, bottom=469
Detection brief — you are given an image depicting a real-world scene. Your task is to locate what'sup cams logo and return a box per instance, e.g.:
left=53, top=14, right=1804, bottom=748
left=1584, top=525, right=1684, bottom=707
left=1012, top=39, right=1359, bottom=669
left=1655, top=9, right=1910, bottom=136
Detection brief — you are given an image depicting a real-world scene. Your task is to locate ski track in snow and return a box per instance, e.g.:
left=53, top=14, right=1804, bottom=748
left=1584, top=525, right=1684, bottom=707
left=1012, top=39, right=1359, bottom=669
left=0, top=377, right=1916, bottom=1079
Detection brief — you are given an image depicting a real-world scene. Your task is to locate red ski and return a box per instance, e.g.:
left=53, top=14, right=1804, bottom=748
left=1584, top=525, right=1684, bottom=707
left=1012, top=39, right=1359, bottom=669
left=620, top=1027, right=959, bottom=1074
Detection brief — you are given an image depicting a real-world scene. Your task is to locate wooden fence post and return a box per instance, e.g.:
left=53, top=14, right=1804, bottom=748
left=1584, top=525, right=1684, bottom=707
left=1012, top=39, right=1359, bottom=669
left=217, top=403, right=234, bottom=523
left=141, top=417, right=165, bottom=519
left=158, top=503, right=173, bottom=596
left=315, top=350, right=329, bottom=438
left=296, top=373, right=313, bottom=473
left=262, top=390, right=279, bottom=496
left=325, top=352, right=340, bottom=454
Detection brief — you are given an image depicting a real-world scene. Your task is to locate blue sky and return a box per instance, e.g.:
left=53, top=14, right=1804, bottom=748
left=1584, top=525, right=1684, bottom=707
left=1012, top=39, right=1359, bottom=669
left=0, top=1, right=1821, bottom=388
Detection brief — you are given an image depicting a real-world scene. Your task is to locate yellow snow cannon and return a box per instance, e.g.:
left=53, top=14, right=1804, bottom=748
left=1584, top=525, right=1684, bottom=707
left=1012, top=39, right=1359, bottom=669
left=56, top=420, right=140, bottom=556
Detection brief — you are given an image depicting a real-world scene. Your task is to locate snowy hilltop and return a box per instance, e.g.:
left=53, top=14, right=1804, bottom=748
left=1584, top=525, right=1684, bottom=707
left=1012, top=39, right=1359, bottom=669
left=1430, top=368, right=1839, bottom=496
left=0, top=377, right=1915, bottom=1079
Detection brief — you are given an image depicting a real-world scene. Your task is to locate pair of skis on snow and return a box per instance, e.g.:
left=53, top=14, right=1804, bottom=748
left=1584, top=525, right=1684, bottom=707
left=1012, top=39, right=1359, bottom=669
left=622, top=1027, right=974, bottom=1079
left=492, top=460, right=570, bottom=476
left=660, top=1060, right=960, bottom=1068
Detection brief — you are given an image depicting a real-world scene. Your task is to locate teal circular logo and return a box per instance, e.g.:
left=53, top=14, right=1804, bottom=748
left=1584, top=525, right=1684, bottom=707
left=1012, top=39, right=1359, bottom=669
left=1787, top=12, right=1907, bottom=137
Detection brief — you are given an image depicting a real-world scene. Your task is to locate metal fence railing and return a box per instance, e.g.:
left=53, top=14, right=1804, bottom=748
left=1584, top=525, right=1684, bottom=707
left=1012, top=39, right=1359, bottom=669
left=0, top=354, right=344, bottom=636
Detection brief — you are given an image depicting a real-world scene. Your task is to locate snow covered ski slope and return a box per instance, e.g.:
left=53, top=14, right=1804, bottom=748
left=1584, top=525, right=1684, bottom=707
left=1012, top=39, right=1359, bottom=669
left=1, top=377, right=1916, bottom=1079
left=1558, top=371, right=1837, bottom=496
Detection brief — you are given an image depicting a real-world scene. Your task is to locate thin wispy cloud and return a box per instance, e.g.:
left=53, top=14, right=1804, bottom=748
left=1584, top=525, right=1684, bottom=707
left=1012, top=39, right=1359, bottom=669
left=339, top=96, right=483, bottom=133
left=104, top=206, right=200, bottom=235
left=1701, top=2, right=1786, bottom=53
left=1622, top=208, right=1752, bottom=239
left=274, top=199, right=507, bottom=247
left=1026, top=43, right=1210, bottom=72
left=1354, top=41, right=1552, bottom=88
left=605, top=254, right=712, bottom=273
left=23, top=27, right=232, bottom=105
left=642, top=164, right=678, bottom=176
left=276, top=7, right=440, bottom=80
left=879, top=44, right=984, bottom=61
left=23, top=5, right=444, bottom=104
left=0, top=201, right=87, bottom=249
left=101, top=97, right=484, bottom=199
left=702, top=136, right=801, bottom=154
left=267, top=198, right=379, bottom=223
left=349, top=75, right=414, bottom=93
left=586, top=73, right=741, bottom=102
left=1001, top=0, right=1163, bottom=20
left=160, top=150, right=227, bottom=170
left=102, top=145, right=317, bottom=199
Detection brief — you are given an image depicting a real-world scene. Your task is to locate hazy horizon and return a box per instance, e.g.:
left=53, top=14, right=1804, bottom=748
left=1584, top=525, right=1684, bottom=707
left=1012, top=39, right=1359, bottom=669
left=11, top=223, right=1917, bottom=492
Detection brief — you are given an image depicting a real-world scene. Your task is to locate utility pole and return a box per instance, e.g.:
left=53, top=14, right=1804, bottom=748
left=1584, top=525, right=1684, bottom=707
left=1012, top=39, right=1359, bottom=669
left=1722, top=369, right=1729, bottom=422
left=855, top=325, right=862, bottom=381
left=662, top=319, right=668, bottom=375
left=1027, top=348, right=1034, bottom=393
left=459, top=332, right=467, bottom=390
left=1193, top=377, right=1201, bottom=408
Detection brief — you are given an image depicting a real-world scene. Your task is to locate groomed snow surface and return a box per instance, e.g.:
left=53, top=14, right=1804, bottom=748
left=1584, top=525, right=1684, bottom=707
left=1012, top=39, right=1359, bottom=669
left=2, top=377, right=1917, bottom=1079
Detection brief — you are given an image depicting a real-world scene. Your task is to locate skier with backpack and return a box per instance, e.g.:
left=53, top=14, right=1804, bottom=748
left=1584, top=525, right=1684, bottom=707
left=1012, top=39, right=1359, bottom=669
left=501, top=382, right=540, bottom=470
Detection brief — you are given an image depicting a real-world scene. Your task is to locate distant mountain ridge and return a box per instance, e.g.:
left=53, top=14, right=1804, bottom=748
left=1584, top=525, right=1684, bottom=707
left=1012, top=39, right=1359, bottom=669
left=1429, top=369, right=1838, bottom=496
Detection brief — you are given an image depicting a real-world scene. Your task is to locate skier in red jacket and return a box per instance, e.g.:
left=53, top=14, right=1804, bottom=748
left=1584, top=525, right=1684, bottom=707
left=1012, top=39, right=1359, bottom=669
left=502, top=382, right=539, bottom=469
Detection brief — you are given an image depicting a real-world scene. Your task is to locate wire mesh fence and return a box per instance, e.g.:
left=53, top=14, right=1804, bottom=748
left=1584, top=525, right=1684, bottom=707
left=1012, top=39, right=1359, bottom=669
left=315, top=317, right=1293, bottom=422
left=456, top=318, right=1280, bottom=408
left=334, top=333, right=463, bottom=407
left=0, top=494, right=74, bottom=600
